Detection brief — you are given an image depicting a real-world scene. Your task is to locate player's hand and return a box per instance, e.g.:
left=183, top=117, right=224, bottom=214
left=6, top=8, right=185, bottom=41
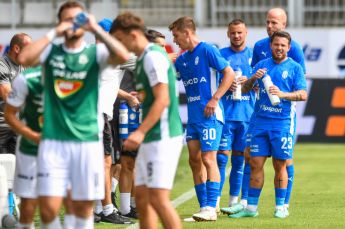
left=55, top=21, right=73, bottom=37
left=30, top=132, right=41, bottom=145
left=127, top=93, right=140, bottom=108
left=168, top=53, right=178, bottom=62
left=229, top=76, right=247, bottom=92
left=82, top=14, right=98, bottom=33
left=204, top=97, right=218, bottom=117
left=123, top=130, right=145, bottom=152
left=269, top=85, right=283, bottom=97
left=252, top=68, right=266, bottom=80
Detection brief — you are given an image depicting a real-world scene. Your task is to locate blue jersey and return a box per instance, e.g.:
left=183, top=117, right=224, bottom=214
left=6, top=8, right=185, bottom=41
left=251, top=37, right=306, bottom=74
left=253, top=57, right=307, bottom=132
left=218, top=46, right=256, bottom=122
left=175, top=42, right=229, bottom=124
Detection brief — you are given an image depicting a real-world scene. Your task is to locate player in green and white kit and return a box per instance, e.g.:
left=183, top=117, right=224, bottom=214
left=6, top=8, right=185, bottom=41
left=110, top=12, right=183, bottom=229
left=4, top=66, right=42, bottom=229
left=17, top=1, right=130, bottom=228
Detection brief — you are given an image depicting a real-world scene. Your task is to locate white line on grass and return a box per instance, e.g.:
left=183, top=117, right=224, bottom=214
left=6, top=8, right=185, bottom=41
left=126, top=168, right=231, bottom=229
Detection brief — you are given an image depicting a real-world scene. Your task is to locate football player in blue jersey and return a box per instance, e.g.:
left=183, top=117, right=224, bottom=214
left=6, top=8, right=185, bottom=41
left=230, top=31, right=307, bottom=219
left=216, top=19, right=256, bottom=215
left=169, top=16, right=234, bottom=221
left=251, top=8, right=306, bottom=214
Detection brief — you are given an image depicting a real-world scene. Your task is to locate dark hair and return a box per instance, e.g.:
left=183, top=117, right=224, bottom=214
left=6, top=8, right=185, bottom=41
left=168, top=16, right=196, bottom=32
left=228, top=18, right=245, bottom=27
left=9, top=33, right=30, bottom=49
left=145, top=29, right=165, bottom=42
left=270, top=31, right=291, bottom=44
left=57, top=1, right=85, bottom=21
left=110, top=12, right=145, bottom=34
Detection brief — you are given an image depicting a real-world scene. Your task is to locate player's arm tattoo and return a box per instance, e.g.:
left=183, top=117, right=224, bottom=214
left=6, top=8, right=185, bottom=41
left=283, top=90, right=307, bottom=101
left=242, top=77, right=256, bottom=93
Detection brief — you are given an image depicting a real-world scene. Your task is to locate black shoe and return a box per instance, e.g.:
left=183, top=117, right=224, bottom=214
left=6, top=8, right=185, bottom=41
left=121, top=207, right=139, bottom=219
left=100, top=210, right=133, bottom=224
left=111, top=192, right=118, bottom=209
left=94, top=212, right=101, bottom=223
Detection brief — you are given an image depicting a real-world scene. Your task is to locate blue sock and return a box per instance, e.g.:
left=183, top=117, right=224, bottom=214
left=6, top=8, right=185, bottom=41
left=241, top=162, right=250, bottom=201
left=285, top=164, right=294, bottom=205
left=206, top=181, right=220, bottom=208
left=229, top=155, right=244, bottom=196
left=195, top=183, right=207, bottom=208
left=247, top=187, right=262, bottom=207
left=275, top=188, right=287, bottom=208
left=217, top=153, right=228, bottom=197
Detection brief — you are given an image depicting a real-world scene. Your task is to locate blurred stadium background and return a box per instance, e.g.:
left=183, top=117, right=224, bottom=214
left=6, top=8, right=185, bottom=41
left=0, top=0, right=344, bottom=140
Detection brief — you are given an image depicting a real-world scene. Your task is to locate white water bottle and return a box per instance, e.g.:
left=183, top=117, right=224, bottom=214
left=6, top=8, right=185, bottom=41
left=232, top=66, right=242, bottom=101
left=262, top=74, right=280, bottom=106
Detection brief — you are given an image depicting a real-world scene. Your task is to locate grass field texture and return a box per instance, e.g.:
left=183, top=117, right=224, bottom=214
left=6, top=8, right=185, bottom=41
left=52, top=143, right=345, bottom=228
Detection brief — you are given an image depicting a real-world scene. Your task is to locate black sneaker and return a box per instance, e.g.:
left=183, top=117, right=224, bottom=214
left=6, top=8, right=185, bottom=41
left=94, top=212, right=101, bottom=223
left=100, top=210, right=133, bottom=224
left=111, top=192, right=118, bottom=209
left=121, top=207, right=139, bottom=219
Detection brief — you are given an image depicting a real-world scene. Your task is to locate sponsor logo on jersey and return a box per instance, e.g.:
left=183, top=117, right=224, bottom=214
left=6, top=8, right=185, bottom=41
left=187, top=95, right=201, bottom=103
left=54, top=79, right=83, bottom=98
left=260, top=104, right=283, bottom=113
left=195, top=56, right=199, bottom=65
left=261, top=51, right=267, bottom=57
left=282, top=70, right=288, bottom=79
left=183, top=76, right=207, bottom=87
left=225, top=94, right=251, bottom=101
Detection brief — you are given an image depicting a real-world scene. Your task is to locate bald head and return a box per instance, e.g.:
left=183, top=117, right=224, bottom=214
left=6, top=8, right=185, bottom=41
left=8, top=33, right=32, bottom=64
left=266, top=8, right=287, bottom=37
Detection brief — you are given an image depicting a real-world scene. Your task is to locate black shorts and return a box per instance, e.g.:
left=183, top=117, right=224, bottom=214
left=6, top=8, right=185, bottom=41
left=0, top=127, right=17, bottom=154
left=103, top=114, right=114, bottom=156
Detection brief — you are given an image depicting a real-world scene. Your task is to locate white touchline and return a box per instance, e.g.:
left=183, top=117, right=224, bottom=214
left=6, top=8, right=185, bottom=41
left=126, top=168, right=231, bottom=229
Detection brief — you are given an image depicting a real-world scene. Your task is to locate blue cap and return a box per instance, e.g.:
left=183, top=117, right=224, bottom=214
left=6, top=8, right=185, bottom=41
left=98, top=18, right=112, bottom=32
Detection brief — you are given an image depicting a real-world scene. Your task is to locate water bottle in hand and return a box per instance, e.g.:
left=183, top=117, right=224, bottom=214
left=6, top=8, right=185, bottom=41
left=73, top=12, right=89, bottom=31
left=262, top=74, right=280, bottom=106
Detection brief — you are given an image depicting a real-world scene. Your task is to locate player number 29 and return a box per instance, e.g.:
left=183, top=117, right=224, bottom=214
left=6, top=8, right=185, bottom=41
left=281, top=137, right=293, bottom=149
left=203, top=128, right=216, bottom=140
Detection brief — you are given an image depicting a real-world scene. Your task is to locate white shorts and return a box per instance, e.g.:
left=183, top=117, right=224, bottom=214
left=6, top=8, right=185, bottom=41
left=13, top=151, right=37, bottom=199
left=37, top=140, right=104, bottom=201
left=135, top=136, right=183, bottom=189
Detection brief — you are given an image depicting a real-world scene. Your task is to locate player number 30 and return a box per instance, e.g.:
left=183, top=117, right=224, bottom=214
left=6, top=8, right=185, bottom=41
left=202, top=128, right=216, bottom=140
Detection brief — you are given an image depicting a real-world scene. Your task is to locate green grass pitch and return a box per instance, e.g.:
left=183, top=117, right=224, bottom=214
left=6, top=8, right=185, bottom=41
left=33, top=143, right=345, bottom=228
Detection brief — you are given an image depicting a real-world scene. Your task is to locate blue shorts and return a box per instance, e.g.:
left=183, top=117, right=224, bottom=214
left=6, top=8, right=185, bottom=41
left=250, top=128, right=294, bottom=160
left=186, top=120, right=223, bottom=152
left=219, top=121, right=249, bottom=152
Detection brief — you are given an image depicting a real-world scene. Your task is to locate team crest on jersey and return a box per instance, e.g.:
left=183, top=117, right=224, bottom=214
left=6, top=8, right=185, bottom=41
left=282, top=70, right=288, bottom=79
left=195, top=56, right=199, bottom=65
left=54, top=79, right=83, bottom=98
left=78, top=54, right=89, bottom=65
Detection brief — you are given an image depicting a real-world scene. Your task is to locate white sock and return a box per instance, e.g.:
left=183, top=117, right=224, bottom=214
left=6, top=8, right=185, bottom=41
left=41, top=217, right=62, bottom=229
left=17, top=222, right=34, bottom=229
left=284, top=203, right=289, bottom=209
left=275, top=205, right=284, bottom=211
left=229, top=196, right=239, bottom=206
left=94, top=200, right=103, bottom=214
left=112, top=178, right=119, bottom=192
left=240, top=199, right=248, bottom=207
left=120, top=193, right=131, bottom=215
left=216, top=196, right=220, bottom=207
left=247, top=204, right=258, bottom=212
left=130, top=196, right=136, bottom=208
left=63, top=214, right=75, bottom=229
left=103, top=204, right=114, bottom=216
left=75, top=216, right=93, bottom=229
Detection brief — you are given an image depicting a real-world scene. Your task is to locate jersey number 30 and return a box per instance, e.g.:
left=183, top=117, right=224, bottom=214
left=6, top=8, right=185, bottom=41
left=203, top=128, right=216, bottom=140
